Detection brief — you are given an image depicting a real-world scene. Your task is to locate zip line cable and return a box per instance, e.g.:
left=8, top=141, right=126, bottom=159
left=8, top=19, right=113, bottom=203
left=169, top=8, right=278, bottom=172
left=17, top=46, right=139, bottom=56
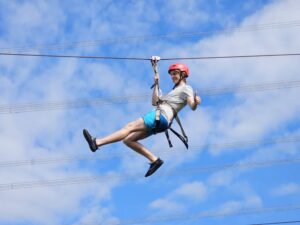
left=1, top=19, right=300, bottom=52
left=1, top=79, right=300, bottom=114
left=0, top=52, right=150, bottom=60
left=0, top=134, right=299, bottom=168
left=0, top=156, right=300, bottom=191
left=250, top=220, right=300, bottom=225
left=161, top=53, right=300, bottom=61
left=83, top=204, right=300, bottom=225
left=1, top=52, right=300, bottom=61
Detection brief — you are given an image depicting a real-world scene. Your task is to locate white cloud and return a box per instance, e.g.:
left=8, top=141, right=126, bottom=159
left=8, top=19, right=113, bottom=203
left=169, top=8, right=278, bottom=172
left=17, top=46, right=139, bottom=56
left=0, top=1, right=155, bottom=221
left=149, top=181, right=207, bottom=214
left=159, top=0, right=300, bottom=156
left=174, top=181, right=207, bottom=202
left=0, top=185, right=100, bottom=224
left=217, top=195, right=262, bottom=215
left=272, top=183, right=300, bottom=196
left=208, top=169, right=236, bottom=187
left=1, top=1, right=64, bottom=46
left=72, top=205, right=119, bottom=225
left=149, top=198, right=184, bottom=214
left=162, top=0, right=209, bottom=29
left=1, top=0, right=300, bottom=224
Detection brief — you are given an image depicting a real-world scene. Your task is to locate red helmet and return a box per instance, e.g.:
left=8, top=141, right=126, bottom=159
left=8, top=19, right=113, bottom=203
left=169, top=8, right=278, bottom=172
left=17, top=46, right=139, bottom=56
left=168, top=63, right=190, bottom=77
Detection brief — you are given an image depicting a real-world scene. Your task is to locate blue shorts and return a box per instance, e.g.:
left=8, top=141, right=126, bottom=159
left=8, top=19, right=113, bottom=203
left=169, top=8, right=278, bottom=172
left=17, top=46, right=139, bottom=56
left=142, top=110, right=169, bottom=135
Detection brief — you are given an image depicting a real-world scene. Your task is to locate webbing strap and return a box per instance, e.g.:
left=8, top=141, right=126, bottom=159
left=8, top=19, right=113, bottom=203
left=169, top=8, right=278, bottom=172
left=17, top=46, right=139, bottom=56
left=162, top=110, right=188, bottom=149
left=169, top=128, right=188, bottom=149
left=164, top=130, right=173, bottom=148
left=152, top=108, right=161, bottom=134
left=174, top=115, right=188, bottom=142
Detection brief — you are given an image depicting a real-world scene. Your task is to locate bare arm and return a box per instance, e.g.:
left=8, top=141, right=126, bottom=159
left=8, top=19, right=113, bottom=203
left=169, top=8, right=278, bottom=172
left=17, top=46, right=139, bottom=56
left=151, top=56, right=161, bottom=106
left=152, top=73, right=160, bottom=106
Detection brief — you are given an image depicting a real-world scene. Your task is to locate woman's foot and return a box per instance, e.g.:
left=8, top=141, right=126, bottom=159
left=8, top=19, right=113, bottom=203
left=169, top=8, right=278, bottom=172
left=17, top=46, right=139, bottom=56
left=83, top=129, right=98, bottom=152
left=145, top=158, right=164, bottom=177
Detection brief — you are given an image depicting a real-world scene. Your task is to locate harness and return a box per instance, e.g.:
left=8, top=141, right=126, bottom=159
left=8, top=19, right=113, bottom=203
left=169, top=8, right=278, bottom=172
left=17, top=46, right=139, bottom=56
left=150, top=57, right=189, bottom=149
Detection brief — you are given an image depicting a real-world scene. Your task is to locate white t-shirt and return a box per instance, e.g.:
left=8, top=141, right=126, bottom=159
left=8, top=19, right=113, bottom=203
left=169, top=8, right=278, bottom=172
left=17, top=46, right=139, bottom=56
left=159, top=84, right=194, bottom=121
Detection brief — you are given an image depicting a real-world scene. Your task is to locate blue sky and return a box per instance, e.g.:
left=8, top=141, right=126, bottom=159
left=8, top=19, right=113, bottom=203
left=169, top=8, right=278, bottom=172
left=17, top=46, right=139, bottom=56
left=0, top=0, right=300, bottom=225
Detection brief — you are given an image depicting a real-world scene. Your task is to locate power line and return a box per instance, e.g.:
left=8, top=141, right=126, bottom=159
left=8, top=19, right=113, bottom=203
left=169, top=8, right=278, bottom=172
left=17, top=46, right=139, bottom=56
left=0, top=135, right=299, bottom=168
left=199, top=80, right=300, bottom=95
left=0, top=94, right=147, bottom=114
left=1, top=80, right=300, bottom=114
left=1, top=20, right=300, bottom=52
left=110, top=204, right=300, bottom=225
left=250, top=220, right=300, bottom=225
left=1, top=52, right=300, bottom=61
left=0, top=156, right=299, bottom=191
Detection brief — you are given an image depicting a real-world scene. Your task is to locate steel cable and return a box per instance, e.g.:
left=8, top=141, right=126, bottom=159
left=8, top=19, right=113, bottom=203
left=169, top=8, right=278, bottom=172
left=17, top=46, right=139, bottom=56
left=80, top=204, right=300, bottom=225
left=0, top=135, right=299, bottom=168
left=0, top=156, right=300, bottom=191
left=250, top=220, right=300, bottom=225
left=1, top=80, right=300, bottom=114
left=1, top=20, right=300, bottom=52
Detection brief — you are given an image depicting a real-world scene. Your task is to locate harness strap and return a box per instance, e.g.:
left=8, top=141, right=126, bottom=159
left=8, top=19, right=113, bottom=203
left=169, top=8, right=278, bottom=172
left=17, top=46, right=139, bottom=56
left=174, top=115, right=188, bottom=142
left=164, top=115, right=188, bottom=149
left=162, top=103, right=189, bottom=149
left=164, top=130, right=172, bottom=147
left=152, top=108, right=161, bottom=134
left=168, top=128, right=188, bottom=149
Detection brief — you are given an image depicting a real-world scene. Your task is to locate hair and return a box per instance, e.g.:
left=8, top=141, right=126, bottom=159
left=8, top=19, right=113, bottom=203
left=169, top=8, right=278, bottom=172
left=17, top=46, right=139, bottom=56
left=180, top=73, right=187, bottom=84
left=181, top=72, right=188, bottom=79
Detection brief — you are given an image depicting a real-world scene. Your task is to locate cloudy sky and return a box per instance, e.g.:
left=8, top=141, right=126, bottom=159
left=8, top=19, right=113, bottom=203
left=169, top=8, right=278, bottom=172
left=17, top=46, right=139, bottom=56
left=0, top=0, right=300, bottom=224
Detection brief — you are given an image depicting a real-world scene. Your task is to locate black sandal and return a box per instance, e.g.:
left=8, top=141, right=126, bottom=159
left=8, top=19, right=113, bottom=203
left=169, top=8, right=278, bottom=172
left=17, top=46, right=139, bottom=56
left=145, top=158, right=164, bottom=177
left=83, top=129, right=98, bottom=152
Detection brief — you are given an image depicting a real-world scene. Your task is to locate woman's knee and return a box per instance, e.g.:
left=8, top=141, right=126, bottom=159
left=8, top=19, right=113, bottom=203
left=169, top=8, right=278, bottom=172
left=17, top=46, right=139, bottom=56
left=123, top=136, right=133, bottom=147
left=123, top=130, right=146, bottom=146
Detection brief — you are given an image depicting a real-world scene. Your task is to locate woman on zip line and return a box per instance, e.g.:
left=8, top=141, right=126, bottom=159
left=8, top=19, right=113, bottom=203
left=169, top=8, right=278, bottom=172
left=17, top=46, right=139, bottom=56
left=83, top=56, right=201, bottom=177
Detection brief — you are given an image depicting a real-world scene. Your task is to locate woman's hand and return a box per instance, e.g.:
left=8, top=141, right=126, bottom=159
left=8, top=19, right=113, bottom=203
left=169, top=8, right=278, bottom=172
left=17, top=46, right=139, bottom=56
left=151, top=56, right=160, bottom=84
left=194, top=94, right=201, bottom=105
left=188, top=92, right=201, bottom=110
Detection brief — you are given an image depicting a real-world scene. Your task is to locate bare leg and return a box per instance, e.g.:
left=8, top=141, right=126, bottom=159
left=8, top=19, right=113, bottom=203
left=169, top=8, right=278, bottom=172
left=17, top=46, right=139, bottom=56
left=95, top=118, right=146, bottom=147
left=94, top=118, right=158, bottom=163
left=123, top=130, right=158, bottom=163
